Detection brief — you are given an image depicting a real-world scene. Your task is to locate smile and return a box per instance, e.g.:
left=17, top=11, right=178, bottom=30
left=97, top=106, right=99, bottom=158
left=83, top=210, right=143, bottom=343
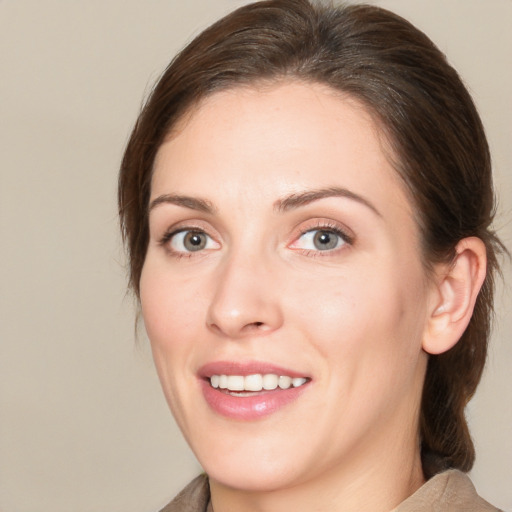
left=199, top=362, right=311, bottom=420
left=210, top=374, right=308, bottom=392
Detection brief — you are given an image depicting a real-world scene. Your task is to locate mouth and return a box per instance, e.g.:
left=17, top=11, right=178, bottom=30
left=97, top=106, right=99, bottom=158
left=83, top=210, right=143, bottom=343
left=198, top=361, right=311, bottom=420
left=209, top=373, right=309, bottom=395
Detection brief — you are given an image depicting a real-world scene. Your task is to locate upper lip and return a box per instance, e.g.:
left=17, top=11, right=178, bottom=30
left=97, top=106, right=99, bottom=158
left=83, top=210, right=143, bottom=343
left=198, top=360, right=310, bottom=379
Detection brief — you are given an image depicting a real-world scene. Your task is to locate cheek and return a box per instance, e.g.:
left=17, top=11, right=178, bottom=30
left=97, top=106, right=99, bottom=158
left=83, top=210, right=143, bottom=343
left=141, top=257, right=201, bottom=336
left=139, top=259, right=204, bottom=380
left=139, top=260, right=210, bottom=424
left=288, top=258, right=427, bottom=374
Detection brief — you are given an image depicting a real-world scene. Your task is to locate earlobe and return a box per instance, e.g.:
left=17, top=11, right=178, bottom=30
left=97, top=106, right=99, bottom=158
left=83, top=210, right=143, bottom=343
left=423, top=237, right=487, bottom=355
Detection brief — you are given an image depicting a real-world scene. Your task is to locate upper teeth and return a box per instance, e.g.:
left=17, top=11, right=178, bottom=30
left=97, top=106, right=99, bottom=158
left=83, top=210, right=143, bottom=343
left=210, top=374, right=307, bottom=392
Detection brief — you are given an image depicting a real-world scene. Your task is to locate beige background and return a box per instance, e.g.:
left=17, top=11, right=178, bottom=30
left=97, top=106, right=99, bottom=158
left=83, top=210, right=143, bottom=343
left=1, top=1, right=510, bottom=511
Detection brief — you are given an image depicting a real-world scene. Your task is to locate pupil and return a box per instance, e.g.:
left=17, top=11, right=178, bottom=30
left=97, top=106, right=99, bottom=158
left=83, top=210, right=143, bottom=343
left=185, top=232, right=206, bottom=251
left=314, top=231, right=337, bottom=250
left=319, top=233, right=330, bottom=244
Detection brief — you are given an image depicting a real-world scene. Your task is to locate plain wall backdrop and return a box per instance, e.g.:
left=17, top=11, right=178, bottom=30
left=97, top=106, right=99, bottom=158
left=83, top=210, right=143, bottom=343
left=1, top=1, right=510, bottom=511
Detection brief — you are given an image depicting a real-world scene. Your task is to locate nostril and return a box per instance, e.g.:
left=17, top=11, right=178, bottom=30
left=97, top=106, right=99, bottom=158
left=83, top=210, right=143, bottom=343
left=243, top=321, right=265, bottom=331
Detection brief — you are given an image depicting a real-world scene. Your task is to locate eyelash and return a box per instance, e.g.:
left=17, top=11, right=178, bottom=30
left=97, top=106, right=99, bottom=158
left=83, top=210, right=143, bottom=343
left=158, top=221, right=354, bottom=259
left=293, top=221, right=354, bottom=256
left=158, top=227, right=214, bottom=259
left=159, top=228, right=195, bottom=246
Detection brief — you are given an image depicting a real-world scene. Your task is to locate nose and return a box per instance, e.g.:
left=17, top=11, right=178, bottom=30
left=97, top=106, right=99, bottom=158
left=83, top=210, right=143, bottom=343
left=206, top=251, right=284, bottom=339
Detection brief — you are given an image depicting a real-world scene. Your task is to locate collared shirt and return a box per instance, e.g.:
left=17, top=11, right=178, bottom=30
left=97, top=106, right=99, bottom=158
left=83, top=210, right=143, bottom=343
left=159, top=470, right=502, bottom=512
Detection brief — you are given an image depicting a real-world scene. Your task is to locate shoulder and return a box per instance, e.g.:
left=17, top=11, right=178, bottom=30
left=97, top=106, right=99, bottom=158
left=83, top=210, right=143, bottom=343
left=158, top=474, right=210, bottom=512
left=396, top=469, right=503, bottom=512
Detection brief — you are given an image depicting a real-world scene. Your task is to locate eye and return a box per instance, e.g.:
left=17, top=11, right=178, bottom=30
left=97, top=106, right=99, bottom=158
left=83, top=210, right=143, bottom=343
left=292, top=228, right=348, bottom=252
left=165, top=229, right=219, bottom=253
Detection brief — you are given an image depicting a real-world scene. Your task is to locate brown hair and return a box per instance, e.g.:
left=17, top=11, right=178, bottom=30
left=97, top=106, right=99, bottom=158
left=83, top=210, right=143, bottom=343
left=119, top=0, right=504, bottom=477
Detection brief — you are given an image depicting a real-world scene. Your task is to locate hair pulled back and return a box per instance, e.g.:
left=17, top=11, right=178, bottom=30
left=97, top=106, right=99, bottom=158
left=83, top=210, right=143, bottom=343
left=119, top=0, right=504, bottom=477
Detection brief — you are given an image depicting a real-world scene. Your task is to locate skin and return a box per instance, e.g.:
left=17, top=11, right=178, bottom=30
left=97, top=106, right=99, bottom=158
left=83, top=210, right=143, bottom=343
left=140, top=81, right=452, bottom=511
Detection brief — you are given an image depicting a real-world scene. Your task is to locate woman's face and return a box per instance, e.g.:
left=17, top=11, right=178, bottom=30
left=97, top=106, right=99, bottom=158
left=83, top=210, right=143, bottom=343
left=141, top=82, right=433, bottom=492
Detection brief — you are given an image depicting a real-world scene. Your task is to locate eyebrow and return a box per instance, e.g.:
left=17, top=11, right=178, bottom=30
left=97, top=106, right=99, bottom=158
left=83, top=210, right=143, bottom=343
left=149, top=194, right=216, bottom=214
left=148, top=186, right=381, bottom=217
left=274, top=186, right=382, bottom=217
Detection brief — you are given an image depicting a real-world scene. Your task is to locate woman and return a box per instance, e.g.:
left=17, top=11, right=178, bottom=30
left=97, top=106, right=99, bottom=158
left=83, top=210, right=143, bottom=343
left=119, top=1, right=505, bottom=510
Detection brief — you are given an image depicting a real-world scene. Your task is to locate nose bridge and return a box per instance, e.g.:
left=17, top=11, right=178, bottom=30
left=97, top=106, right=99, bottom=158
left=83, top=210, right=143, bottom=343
left=206, top=242, right=283, bottom=338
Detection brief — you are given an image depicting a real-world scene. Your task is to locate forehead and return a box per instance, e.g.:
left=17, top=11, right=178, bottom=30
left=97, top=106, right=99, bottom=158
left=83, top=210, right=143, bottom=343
left=151, top=81, right=411, bottom=217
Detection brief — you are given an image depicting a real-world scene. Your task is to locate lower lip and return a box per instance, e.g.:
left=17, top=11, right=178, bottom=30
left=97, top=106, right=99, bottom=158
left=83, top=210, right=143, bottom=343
left=200, top=379, right=309, bottom=420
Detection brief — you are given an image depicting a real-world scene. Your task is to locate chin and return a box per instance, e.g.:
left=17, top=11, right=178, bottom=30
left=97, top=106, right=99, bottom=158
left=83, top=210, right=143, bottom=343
left=192, top=434, right=310, bottom=492
left=205, top=459, right=299, bottom=492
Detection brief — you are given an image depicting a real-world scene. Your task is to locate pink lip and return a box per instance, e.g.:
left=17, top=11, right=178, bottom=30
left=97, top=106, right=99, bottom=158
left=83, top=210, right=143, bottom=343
left=198, top=360, right=311, bottom=421
left=200, top=381, right=310, bottom=420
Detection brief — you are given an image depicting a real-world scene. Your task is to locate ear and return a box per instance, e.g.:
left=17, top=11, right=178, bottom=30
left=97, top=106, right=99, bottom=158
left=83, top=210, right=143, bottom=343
left=423, top=237, right=487, bottom=355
